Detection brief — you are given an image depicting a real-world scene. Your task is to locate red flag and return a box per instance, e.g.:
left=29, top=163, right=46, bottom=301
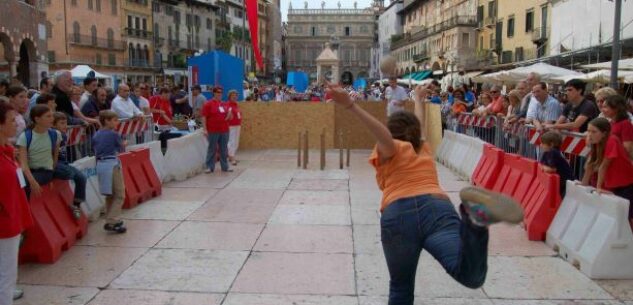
left=245, top=0, right=264, bottom=70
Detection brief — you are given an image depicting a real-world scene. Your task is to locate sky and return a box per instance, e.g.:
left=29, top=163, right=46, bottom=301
left=280, top=0, right=374, bottom=21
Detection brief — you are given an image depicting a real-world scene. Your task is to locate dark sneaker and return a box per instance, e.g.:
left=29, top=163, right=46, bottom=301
left=104, top=222, right=127, bottom=234
left=221, top=169, right=233, bottom=172
left=71, top=205, right=82, bottom=220
left=459, top=187, right=524, bottom=226
left=13, top=288, right=24, bottom=300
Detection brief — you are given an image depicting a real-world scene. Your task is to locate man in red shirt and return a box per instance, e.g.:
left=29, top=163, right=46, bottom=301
left=149, top=87, right=173, bottom=130
left=201, top=87, right=233, bottom=173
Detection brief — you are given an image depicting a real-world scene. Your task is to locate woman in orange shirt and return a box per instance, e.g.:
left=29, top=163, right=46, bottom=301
left=328, top=83, right=523, bottom=305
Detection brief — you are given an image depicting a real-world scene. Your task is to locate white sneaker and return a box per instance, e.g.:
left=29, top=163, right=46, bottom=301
left=204, top=168, right=213, bottom=174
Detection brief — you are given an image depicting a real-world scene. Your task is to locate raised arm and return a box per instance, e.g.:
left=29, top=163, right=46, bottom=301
left=412, top=84, right=430, bottom=141
left=327, top=85, right=396, bottom=161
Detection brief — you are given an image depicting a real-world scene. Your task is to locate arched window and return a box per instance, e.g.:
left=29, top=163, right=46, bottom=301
left=73, top=22, right=80, bottom=42
left=91, top=25, right=97, bottom=45
left=111, top=0, right=117, bottom=15
left=144, top=45, right=150, bottom=66
left=46, top=21, right=53, bottom=38
left=129, top=43, right=135, bottom=65
left=107, top=28, right=114, bottom=48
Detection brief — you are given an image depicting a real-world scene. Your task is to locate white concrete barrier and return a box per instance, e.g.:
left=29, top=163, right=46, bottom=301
left=436, top=131, right=456, bottom=166
left=127, top=140, right=166, bottom=182
left=70, top=157, right=104, bottom=222
left=459, top=136, right=484, bottom=182
left=163, top=130, right=207, bottom=182
left=448, top=133, right=470, bottom=178
left=546, top=181, right=633, bottom=279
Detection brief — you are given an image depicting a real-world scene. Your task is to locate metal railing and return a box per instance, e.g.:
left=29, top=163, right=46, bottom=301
left=64, top=116, right=155, bottom=162
left=124, top=28, right=153, bottom=39
left=446, top=113, right=588, bottom=181
left=391, top=15, right=477, bottom=50
left=68, top=34, right=126, bottom=50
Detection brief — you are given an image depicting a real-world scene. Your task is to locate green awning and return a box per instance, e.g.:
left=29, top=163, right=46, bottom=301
left=413, top=70, right=432, bottom=81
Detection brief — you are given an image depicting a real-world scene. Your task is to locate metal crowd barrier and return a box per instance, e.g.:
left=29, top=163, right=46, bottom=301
left=448, top=113, right=588, bottom=180
left=65, top=115, right=155, bottom=162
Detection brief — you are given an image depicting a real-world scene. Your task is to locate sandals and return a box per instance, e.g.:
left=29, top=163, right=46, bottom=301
left=104, top=221, right=127, bottom=234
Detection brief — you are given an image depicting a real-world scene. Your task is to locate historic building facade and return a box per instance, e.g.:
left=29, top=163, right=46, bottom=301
left=391, top=0, right=478, bottom=76
left=377, top=0, right=403, bottom=78
left=44, top=0, right=127, bottom=80
left=285, top=2, right=377, bottom=84
left=152, top=0, right=218, bottom=87
left=122, top=0, right=155, bottom=84
left=0, top=0, right=48, bottom=87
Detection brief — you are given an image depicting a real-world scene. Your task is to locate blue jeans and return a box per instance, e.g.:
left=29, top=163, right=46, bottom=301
left=380, top=194, right=489, bottom=305
left=54, top=162, right=87, bottom=203
left=206, top=132, right=229, bottom=172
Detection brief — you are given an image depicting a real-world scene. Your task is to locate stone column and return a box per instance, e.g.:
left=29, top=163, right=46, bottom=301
left=316, top=64, right=322, bottom=83
left=9, top=60, right=18, bottom=79
left=332, top=63, right=340, bottom=84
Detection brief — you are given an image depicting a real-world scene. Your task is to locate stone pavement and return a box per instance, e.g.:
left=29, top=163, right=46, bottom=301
left=15, top=150, right=633, bottom=305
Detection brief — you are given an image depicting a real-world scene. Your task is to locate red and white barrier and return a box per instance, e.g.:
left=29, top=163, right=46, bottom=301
left=115, top=117, right=150, bottom=136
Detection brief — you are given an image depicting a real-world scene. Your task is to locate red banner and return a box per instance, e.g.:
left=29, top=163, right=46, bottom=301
left=246, top=0, right=264, bottom=70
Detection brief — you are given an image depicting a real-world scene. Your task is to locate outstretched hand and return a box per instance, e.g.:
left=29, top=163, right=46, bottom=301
left=325, top=81, right=354, bottom=109
left=413, top=84, right=432, bottom=102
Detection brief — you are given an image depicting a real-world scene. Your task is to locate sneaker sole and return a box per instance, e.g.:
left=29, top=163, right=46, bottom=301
left=460, top=187, right=524, bottom=224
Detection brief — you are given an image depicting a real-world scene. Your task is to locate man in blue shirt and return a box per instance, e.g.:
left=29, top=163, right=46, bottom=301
left=526, top=82, right=561, bottom=131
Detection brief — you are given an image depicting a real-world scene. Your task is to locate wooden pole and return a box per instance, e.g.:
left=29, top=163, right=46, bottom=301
left=320, top=129, right=326, bottom=170
left=339, top=131, right=344, bottom=169
left=297, top=131, right=302, bottom=168
left=346, top=130, right=351, bottom=168
left=303, top=130, right=308, bottom=169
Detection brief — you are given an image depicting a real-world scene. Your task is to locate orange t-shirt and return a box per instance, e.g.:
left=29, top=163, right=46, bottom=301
left=369, top=139, right=445, bottom=212
left=451, top=102, right=467, bottom=115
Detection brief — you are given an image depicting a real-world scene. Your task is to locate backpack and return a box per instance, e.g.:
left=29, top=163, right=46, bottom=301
left=25, top=128, right=58, bottom=154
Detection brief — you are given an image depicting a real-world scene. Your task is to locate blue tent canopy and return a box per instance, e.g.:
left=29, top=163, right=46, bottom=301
left=287, top=71, right=309, bottom=93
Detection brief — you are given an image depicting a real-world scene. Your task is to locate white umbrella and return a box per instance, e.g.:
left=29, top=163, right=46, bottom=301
left=581, top=58, right=633, bottom=70
left=503, top=62, right=582, bottom=83
left=553, top=69, right=633, bottom=83
left=69, top=65, right=110, bottom=79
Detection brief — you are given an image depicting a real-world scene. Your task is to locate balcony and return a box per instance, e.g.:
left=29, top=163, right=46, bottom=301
left=532, top=27, right=549, bottom=43
left=126, top=0, right=149, bottom=5
left=124, top=28, right=153, bottom=40
left=68, top=34, right=126, bottom=51
left=126, top=58, right=158, bottom=68
left=154, top=36, right=165, bottom=47
left=391, top=16, right=477, bottom=51
left=413, top=51, right=429, bottom=63
left=484, top=16, right=496, bottom=28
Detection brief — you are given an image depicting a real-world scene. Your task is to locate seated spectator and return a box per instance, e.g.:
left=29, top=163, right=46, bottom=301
left=70, top=86, right=99, bottom=125
left=170, top=85, right=192, bottom=116
left=546, top=79, right=599, bottom=133
left=52, top=112, right=86, bottom=219
left=35, top=93, right=57, bottom=111
left=81, top=87, right=111, bottom=118
left=525, top=82, right=561, bottom=131
left=581, top=118, right=633, bottom=229
left=539, top=131, right=573, bottom=197
left=111, top=84, right=143, bottom=119
left=601, top=95, right=633, bottom=159
left=149, top=87, right=173, bottom=131
left=450, top=89, right=468, bottom=116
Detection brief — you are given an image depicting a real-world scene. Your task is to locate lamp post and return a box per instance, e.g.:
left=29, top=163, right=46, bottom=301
left=609, top=0, right=622, bottom=89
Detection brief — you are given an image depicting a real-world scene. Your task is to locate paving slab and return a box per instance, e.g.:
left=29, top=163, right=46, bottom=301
left=19, top=246, right=147, bottom=288
left=86, top=289, right=224, bottom=305
left=484, top=257, right=614, bottom=300
left=13, top=285, right=99, bottom=305
left=254, top=224, right=353, bottom=253
left=293, top=169, right=350, bottom=180
left=227, top=168, right=295, bottom=189
left=351, top=206, right=381, bottom=225
left=121, top=200, right=205, bottom=221
left=278, top=190, right=350, bottom=206
left=597, top=280, right=633, bottom=301
left=288, top=178, right=349, bottom=191
left=204, top=188, right=285, bottom=206
left=111, top=249, right=248, bottom=293
left=439, top=180, right=472, bottom=192
left=156, top=221, right=264, bottom=251
left=223, top=293, right=359, bottom=305
left=355, top=252, right=487, bottom=298
left=490, top=300, right=625, bottom=305
left=77, top=219, right=180, bottom=248
left=268, top=204, right=351, bottom=225
left=353, top=225, right=383, bottom=255
left=231, top=252, right=355, bottom=295
left=164, top=170, right=242, bottom=188
left=157, top=187, right=219, bottom=202
left=359, top=296, right=494, bottom=305
left=489, top=223, right=556, bottom=257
